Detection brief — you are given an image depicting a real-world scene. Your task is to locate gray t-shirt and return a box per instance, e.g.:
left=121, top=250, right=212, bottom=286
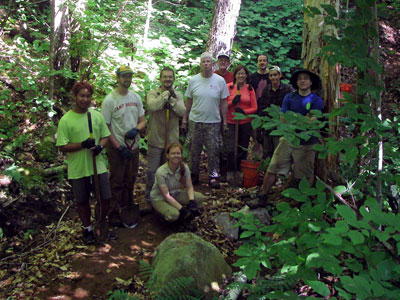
left=185, top=73, right=229, bottom=123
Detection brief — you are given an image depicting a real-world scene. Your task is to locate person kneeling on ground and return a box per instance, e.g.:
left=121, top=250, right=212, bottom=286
left=150, top=143, right=205, bottom=222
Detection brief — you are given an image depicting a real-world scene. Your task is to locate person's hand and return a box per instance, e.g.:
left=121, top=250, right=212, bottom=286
left=92, top=145, right=104, bottom=156
left=232, top=95, right=241, bottom=105
left=179, top=207, right=191, bottom=219
left=168, top=89, right=176, bottom=98
left=181, top=121, right=188, bottom=134
left=222, top=123, right=228, bottom=135
left=256, top=129, right=263, bottom=144
left=124, top=128, right=139, bottom=140
left=118, top=146, right=133, bottom=160
left=235, top=107, right=245, bottom=114
left=164, top=102, right=172, bottom=110
left=187, top=200, right=197, bottom=211
left=81, top=138, right=95, bottom=149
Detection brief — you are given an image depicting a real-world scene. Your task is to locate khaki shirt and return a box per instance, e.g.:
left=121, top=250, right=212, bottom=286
left=146, top=87, right=185, bottom=148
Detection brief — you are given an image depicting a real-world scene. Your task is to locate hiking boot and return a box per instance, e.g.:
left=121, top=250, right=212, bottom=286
left=108, top=211, right=123, bottom=228
left=246, top=193, right=267, bottom=209
left=82, top=229, right=95, bottom=245
left=191, top=173, right=199, bottom=185
left=108, top=228, right=118, bottom=241
left=209, top=178, right=221, bottom=189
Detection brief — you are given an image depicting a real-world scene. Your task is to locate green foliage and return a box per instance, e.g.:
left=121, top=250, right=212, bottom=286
left=235, top=0, right=303, bottom=75
left=107, top=289, right=139, bottom=300
left=138, top=260, right=205, bottom=300
left=233, top=180, right=400, bottom=299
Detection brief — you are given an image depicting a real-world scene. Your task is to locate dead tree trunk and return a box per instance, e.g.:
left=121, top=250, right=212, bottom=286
left=206, top=0, right=241, bottom=57
left=303, top=0, right=341, bottom=180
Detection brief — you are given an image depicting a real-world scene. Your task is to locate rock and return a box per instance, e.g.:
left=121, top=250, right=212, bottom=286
left=237, top=205, right=271, bottom=225
left=213, top=212, right=239, bottom=240
left=151, top=232, right=232, bottom=299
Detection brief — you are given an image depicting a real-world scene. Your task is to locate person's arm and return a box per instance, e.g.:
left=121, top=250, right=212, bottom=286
left=170, top=91, right=186, bottom=117
left=146, top=89, right=169, bottom=112
left=182, top=97, right=193, bottom=127
left=220, top=97, right=228, bottom=127
left=185, top=176, right=195, bottom=201
left=59, top=142, right=85, bottom=153
left=136, top=114, right=146, bottom=131
left=106, top=124, right=122, bottom=149
left=158, top=184, right=183, bottom=210
left=243, top=89, right=258, bottom=115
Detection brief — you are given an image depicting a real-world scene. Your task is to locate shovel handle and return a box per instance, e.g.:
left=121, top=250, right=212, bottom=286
left=87, top=112, right=101, bottom=210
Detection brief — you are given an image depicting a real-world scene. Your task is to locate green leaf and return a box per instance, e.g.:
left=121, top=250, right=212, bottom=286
left=336, top=205, right=357, bottom=224
left=321, top=4, right=338, bottom=17
left=334, top=185, right=347, bottom=194
left=240, top=231, right=255, bottom=238
left=344, top=146, right=358, bottom=163
left=322, top=232, right=342, bottom=246
left=347, top=230, right=365, bottom=244
left=306, top=280, right=330, bottom=297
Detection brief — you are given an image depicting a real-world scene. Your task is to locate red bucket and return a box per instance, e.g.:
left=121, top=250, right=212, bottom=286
left=240, top=160, right=261, bottom=188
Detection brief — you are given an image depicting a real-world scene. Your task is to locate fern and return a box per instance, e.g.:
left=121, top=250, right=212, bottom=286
left=139, top=260, right=205, bottom=300
left=245, top=274, right=299, bottom=299
left=107, top=289, right=139, bottom=300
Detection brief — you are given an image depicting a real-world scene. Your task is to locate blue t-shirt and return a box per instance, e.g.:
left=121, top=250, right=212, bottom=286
left=281, top=92, right=323, bottom=145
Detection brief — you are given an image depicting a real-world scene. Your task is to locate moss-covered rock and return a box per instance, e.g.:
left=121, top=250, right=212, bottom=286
left=151, top=232, right=232, bottom=299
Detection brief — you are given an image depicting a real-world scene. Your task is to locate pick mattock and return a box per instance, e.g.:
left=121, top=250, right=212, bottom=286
left=227, top=85, right=243, bottom=187
left=87, top=111, right=109, bottom=244
left=119, top=135, right=140, bottom=228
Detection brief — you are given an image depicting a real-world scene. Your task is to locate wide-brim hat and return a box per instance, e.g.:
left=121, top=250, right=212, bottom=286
left=290, top=69, right=321, bottom=90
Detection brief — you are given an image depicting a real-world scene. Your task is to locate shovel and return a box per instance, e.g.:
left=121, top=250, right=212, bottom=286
left=87, top=112, right=109, bottom=244
left=227, top=87, right=244, bottom=187
left=120, top=136, right=141, bottom=228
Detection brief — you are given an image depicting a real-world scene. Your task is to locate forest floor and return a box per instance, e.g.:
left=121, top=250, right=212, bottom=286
left=1, top=156, right=266, bottom=300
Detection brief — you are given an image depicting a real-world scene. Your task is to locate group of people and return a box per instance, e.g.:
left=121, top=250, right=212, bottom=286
left=56, top=51, right=323, bottom=245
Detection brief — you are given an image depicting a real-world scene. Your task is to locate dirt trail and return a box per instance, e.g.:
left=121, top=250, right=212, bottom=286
left=36, top=213, right=175, bottom=300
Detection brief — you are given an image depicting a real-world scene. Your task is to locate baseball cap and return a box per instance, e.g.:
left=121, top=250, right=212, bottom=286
left=269, top=65, right=281, bottom=74
left=217, top=51, right=230, bottom=59
left=116, top=66, right=134, bottom=76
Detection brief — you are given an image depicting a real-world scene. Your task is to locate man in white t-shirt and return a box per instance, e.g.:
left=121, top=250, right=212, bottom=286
left=182, top=52, right=229, bottom=189
left=102, top=66, right=146, bottom=227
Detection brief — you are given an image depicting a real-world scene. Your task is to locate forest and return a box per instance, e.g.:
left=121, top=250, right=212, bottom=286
left=1, top=0, right=400, bottom=299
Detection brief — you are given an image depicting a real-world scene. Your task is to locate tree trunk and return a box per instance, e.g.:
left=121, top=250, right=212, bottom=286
left=143, top=0, right=152, bottom=47
left=302, top=0, right=341, bottom=180
left=206, top=0, right=241, bottom=57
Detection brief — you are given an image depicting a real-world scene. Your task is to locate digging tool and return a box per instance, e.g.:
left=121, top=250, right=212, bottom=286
left=227, top=86, right=244, bottom=187
left=120, top=135, right=140, bottom=228
left=87, top=112, right=109, bottom=244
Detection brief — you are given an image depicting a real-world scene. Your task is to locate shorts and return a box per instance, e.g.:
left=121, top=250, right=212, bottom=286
left=267, top=138, right=316, bottom=179
left=70, top=173, right=112, bottom=204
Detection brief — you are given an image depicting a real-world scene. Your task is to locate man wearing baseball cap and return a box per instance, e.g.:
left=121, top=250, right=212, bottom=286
left=248, top=69, right=323, bottom=208
left=214, top=52, right=233, bottom=84
left=101, top=66, right=146, bottom=227
left=258, top=65, right=294, bottom=159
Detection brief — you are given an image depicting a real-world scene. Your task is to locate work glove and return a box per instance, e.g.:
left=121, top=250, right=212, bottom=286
left=118, top=146, right=133, bottom=160
left=81, top=138, right=95, bottom=149
left=179, top=207, right=191, bottom=219
left=187, top=200, right=197, bottom=211
left=256, top=129, right=264, bottom=144
left=164, top=102, right=172, bottom=110
left=232, top=95, right=241, bottom=105
left=92, top=145, right=104, bottom=156
left=168, top=89, right=176, bottom=98
left=124, top=128, right=139, bottom=140
left=235, top=107, right=245, bottom=114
